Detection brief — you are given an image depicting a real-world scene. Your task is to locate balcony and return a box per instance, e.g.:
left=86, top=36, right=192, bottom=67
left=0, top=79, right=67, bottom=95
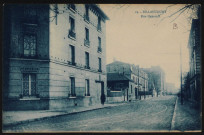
left=97, top=25, right=102, bottom=32
left=97, top=47, right=102, bottom=53
left=84, top=14, right=90, bottom=23
left=68, top=30, right=76, bottom=39
left=84, top=39, right=90, bottom=46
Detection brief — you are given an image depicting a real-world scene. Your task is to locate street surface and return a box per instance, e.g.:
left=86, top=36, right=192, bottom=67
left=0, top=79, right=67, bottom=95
left=4, top=96, right=177, bottom=132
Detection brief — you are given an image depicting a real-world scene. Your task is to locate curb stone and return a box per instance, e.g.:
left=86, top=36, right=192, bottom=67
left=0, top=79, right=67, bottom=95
left=170, top=96, right=178, bottom=131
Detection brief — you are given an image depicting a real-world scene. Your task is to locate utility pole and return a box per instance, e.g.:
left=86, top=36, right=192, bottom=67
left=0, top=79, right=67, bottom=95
left=180, top=44, right=183, bottom=105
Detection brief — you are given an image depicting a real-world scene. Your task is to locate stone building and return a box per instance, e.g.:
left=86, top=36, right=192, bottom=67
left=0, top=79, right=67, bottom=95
left=3, top=4, right=109, bottom=110
left=188, top=18, right=201, bottom=105
left=106, top=61, right=149, bottom=102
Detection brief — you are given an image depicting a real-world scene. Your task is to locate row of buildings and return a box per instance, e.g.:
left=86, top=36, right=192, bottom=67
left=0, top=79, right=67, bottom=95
left=183, top=6, right=201, bottom=109
left=106, top=61, right=166, bottom=102
left=3, top=4, right=167, bottom=111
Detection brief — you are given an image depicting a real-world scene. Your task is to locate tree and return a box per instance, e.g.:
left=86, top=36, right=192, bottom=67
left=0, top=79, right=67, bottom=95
left=159, top=4, right=200, bottom=24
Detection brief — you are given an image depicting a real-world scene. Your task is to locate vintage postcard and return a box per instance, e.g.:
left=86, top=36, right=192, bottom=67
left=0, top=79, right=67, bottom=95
left=2, top=3, right=202, bottom=133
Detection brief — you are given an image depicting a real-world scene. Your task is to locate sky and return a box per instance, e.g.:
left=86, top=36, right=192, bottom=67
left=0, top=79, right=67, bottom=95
left=100, top=4, right=196, bottom=90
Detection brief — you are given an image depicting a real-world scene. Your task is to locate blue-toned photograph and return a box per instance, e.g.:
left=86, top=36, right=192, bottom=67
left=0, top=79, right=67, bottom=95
left=2, top=3, right=202, bottom=133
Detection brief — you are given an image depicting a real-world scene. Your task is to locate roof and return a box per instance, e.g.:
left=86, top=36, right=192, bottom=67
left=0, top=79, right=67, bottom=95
left=107, top=73, right=131, bottom=81
left=89, top=4, right=109, bottom=20
left=107, top=61, right=130, bottom=66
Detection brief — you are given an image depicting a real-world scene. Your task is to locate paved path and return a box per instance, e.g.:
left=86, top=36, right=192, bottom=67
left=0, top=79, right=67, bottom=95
left=3, top=96, right=177, bottom=132
left=172, top=97, right=201, bottom=131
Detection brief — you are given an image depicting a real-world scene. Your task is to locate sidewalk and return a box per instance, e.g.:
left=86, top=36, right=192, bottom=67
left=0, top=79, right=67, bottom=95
left=3, top=102, right=126, bottom=127
left=171, top=97, right=201, bottom=132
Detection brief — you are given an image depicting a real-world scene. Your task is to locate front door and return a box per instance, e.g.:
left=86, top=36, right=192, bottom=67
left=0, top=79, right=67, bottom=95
left=101, top=82, right=104, bottom=95
left=127, top=88, right=128, bottom=101
left=135, top=88, right=138, bottom=99
left=100, top=82, right=105, bottom=104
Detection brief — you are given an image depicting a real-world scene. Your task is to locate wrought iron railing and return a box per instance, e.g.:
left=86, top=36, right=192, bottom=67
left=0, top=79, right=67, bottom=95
left=84, top=39, right=90, bottom=46
left=98, top=47, right=102, bottom=52
left=68, top=30, right=76, bottom=39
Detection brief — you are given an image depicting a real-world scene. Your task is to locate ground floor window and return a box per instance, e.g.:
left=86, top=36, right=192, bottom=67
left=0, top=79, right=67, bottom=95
left=22, top=73, right=36, bottom=96
left=70, top=77, right=76, bottom=96
left=85, top=79, right=90, bottom=96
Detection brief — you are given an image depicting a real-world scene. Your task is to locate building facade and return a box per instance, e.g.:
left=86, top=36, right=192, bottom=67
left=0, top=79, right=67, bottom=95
left=3, top=4, right=109, bottom=110
left=166, top=82, right=176, bottom=95
left=188, top=18, right=201, bottom=106
left=143, top=66, right=166, bottom=96
left=106, top=61, right=149, bottom=102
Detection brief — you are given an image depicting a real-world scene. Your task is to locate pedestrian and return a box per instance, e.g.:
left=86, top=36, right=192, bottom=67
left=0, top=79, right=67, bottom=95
left=100, top=94, right=106, bottom=105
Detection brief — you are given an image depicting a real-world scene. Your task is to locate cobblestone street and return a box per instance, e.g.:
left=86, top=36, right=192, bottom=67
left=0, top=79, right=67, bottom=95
left=3, top=96, right=182, bottom=132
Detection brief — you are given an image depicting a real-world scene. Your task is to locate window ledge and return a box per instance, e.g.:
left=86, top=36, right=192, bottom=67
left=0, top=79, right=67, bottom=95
left=84, top=44, right=90, bottom=48
left=19, top=97, right=40, bottom=100
left=110, top=91, right=122, bottom=92
left=69, top=96, right=76, bottom=99
left=23, top=23, right=38, bottom=26
left=68, top=35, right=76, bottom=41
left=97, top=29, right=102, bottom=33
left=85, top=96, right=91, bottom=98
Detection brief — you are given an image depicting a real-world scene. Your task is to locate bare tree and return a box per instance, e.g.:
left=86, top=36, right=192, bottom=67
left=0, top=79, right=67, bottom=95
left=159, top=4, right=200, bottom=24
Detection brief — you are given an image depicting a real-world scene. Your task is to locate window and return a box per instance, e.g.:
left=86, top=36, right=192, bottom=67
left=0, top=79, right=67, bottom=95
left=85, top=52, right=89, bottom=69
left=97, top=16, right=101, bottom=31
left=24, top=34, right=37, bottom=57
left=24, top=6, right=37, bottom=17
left=69, top=45, right=75, bottom=65
left=84, top=28, right=90, bottom=46
left=98, top=57, right=102, bottom=72
left=131, top=85, right=133, bottom=93
left=98, top=37, right=102, bottom=52
left=70, top=77, right=76, bottom=96
left=24, top=5, right=37, bottom=24
left=84, top=5, right=89, bottom=22
left=22, top=74, right=36, bottom=96
left=85, top=79, right=90, bottom=96
left=69, top=17, right=76, bottom=39
left=68, top=4, right=76, bottom=12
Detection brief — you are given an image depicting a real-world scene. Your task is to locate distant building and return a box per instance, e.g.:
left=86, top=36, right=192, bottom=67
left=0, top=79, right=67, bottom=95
left=3, top=4, right=109, bottom=110
left=107, top=73, right=134, bottom=102
left=188, top=18, right=201, bottom=105
left=106, top=61, right=149, bottom=102
left=143, top=66, right=166, bottom=96
left=166, top=83, right=176, bottom=95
